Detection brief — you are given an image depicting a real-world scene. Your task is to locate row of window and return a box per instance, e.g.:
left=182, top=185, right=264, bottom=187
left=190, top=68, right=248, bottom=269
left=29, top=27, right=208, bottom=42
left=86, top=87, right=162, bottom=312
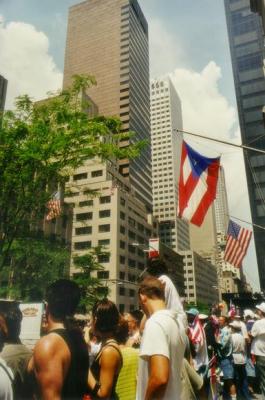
left=76, top=209, right=111, bottom=221
left=73, top=170, right=103, bottom=181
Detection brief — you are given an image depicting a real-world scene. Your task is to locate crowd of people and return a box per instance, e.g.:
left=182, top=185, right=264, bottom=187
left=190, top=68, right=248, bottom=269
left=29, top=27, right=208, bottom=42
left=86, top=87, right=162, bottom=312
left=0, top=258, right=264, bottom=400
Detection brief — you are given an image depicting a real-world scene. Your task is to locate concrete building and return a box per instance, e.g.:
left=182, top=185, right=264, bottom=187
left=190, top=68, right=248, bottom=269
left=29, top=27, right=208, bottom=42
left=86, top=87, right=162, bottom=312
left=65, top=159, right=156, bottom=312
left=0, top=75, right=7, bottom=111
left=224, top=0, right=265, bottom=290
left=63, top=0, right=152, bottom=210
left=181, top=250, right=219, bottom=306
left=150, top=77, right=190, bottom=251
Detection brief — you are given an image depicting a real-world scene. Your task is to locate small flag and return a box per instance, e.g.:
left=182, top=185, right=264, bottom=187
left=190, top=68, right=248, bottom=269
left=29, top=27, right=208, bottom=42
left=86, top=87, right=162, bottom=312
left=178, top=141, right=220, bottom=226
left=148, top=238, right=159, bottom=258
left=224, top=220, right=252, bottom=268
left=188, top=316, right=204, bottom=346
left=228, top=299, right=236, bottom=317
left=46, top=190, right=62, bottom=221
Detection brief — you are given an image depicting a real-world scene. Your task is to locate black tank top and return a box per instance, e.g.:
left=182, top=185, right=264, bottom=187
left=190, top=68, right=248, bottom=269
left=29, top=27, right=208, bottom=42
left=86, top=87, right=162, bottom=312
left=90, top=340, right=122, bottom=400
left=49, top=328, right=89, bottom=399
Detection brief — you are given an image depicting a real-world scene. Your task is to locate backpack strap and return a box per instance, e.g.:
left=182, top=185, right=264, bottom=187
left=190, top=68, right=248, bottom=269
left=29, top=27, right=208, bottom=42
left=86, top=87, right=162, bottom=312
left=0, top=360, right=14, bottom=384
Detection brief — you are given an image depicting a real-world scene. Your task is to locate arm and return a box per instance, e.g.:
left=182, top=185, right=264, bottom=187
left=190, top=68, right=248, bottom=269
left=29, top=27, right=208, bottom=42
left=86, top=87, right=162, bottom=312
left=144, top=355, right=169, bottom=400
left=33, top=335, right=70, bottom=400
left=88, top=346, right=121, bottom=399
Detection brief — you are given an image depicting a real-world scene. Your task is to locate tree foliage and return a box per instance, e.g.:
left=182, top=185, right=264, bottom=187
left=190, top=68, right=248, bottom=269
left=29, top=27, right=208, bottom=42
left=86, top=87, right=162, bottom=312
left=0, top=74, right=146, bottom=269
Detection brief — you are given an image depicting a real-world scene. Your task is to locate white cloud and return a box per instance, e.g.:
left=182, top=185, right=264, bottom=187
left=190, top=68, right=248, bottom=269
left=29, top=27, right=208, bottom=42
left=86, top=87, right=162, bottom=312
left=0, top=17, right=62, bottom=109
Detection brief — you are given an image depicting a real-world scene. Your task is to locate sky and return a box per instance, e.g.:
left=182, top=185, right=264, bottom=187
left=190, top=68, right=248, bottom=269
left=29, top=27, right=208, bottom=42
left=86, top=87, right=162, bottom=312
left=0, top=0, right=260, bottom=290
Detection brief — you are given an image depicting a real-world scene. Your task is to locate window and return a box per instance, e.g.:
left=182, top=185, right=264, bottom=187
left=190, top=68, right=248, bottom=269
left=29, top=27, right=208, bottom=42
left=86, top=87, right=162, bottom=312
left=76, top=212, right=93, bottom=221
left=120, top=226, right=126, bottom=234
left=119, top=287, right=126, bottom=296
left=98, top=224, right=110, bottom=233
left=128, top=259, right=136, bottom=268
left=120, top=255, right=126, bottom=264
left=99, top=209, right=111, bottom=218
left=100, top=196, right=111, bottom=204
left=128, top=274, right=136, bottom=282
left=120, top=240, right=126, bottom=249
left=97, top=271, right=109, bottom=279
left=73, top=172, right=87, bottom=181
left=128, top=230, right=136, bottom=239
left=120, top=211, right=126, bottom=220
left=119, top=304, right=125, bottom=313
left=129, top=289, right=135, bottom=298
left=79, top=200, right=93, bottom=207
left=98, top=254, right=110, bottom=263
left=75, top=226, right=92, bottom=235
left=74, top=241, right=91, bottom=250
left=98, top=239, right=110, bottom=246
left=128, top=244, right=136, bottom=254
left=91, top=170, right=103, bottom=177
left=120, top=198, right=126, bottom=206
left=120, top=271, right=125, bottom=280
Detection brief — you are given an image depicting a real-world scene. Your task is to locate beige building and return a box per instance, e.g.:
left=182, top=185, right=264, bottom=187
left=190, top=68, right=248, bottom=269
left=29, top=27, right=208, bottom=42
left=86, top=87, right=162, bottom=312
left=65, top=159, right=156, bottom=312
left=181, top=250, right=219, bottom=306
left=63, top=0, right=152, bottom=210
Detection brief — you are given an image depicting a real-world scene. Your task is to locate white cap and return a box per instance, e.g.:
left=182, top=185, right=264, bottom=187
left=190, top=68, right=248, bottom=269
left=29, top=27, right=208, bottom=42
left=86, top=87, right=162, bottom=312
left=256, top=302, right=265, bottom=314
left=229, top=320, right=242, bottom=330
left=244, top=309, right=255, bottom=319
left=199, top=314, right=208, bottom=320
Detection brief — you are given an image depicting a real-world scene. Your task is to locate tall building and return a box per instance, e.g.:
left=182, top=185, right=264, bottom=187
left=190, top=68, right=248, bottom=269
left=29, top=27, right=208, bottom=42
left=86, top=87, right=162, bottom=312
left=0, top=75, right=7, bottom=111
left=63, top=0, right=152, bottom=210
left=150, top=77, right=190, bottom=251
left=224, top=0, right=265, bottom=289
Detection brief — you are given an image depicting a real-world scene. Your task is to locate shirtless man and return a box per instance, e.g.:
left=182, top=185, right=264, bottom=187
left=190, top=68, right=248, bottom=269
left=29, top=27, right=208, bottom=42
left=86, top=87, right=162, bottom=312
left=29, top=279, right=89, bottom=400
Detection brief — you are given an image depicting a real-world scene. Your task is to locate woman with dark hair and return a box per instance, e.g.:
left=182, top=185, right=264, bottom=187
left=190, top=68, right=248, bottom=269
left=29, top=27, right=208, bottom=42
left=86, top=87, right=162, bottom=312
left=88, top=299, right=122, bottom=399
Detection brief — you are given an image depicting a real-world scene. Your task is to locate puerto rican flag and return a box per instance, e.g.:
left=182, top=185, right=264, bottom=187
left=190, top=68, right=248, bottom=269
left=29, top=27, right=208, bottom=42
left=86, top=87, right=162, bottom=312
left=178, top=141, right=220, bottom=227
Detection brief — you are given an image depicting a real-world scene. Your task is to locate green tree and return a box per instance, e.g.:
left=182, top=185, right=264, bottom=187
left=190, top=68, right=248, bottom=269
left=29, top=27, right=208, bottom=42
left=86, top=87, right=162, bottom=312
left=0, top=75, right=145, bottom=269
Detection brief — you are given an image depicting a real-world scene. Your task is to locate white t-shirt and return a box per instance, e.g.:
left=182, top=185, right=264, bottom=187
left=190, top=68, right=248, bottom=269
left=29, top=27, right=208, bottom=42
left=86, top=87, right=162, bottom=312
left=251, top=318, right=265, bottom=356
left=0, top=357, right=13, bottom=400
left=158, top=275, right=187, bottom=328
left=240, top=321, right=249, bottom=340
left=136, top=309, right=186, bottom=400
left=231, top=332, right=246, bottom=365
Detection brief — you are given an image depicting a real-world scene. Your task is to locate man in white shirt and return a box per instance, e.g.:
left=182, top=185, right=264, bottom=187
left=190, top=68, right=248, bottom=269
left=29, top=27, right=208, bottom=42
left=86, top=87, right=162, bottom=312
left=136, top=276, right=186, bottom=400
left=251, top=302, right=265, bottom=398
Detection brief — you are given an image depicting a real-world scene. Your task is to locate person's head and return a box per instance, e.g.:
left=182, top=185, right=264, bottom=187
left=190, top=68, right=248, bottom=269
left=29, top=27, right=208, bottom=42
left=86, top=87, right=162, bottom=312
left=229, top=320, right=241, bottom=332
left=146, top=257, right=168, bottom=278
left=255, top=302, right=265, bottom=318
left=92, top=299, right=120, bottom=338
left=219, top=315, right=228, bottom=328
left=0, top=301, right=22, bottom=343
left=186, top=308, right=199, bottom=324
left=125, top=310, right=143, bottom=334
left=46, top=279, right=80, bottom=323
left=138, top=276, right=165, bottom=316
left=244, top=309, right=255, bottom=321
left=115, top=317, right=129, bottom=345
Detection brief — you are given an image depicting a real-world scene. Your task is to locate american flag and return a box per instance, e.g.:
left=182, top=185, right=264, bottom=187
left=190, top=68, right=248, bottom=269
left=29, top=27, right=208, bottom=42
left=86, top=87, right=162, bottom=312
left=46, top=190, right=62, bottom=221
left=188, top=316, right=204, bottom=346
left=224, top=220, right=252, bottom=268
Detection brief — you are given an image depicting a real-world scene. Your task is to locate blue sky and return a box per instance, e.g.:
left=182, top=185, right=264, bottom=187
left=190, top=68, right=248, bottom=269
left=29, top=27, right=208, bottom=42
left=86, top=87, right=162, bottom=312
left=0, top=0, right=260, bottom=289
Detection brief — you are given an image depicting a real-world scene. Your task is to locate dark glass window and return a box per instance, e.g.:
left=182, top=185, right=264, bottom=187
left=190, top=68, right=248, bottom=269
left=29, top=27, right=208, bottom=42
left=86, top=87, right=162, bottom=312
left=98, top=254, right=110, bottom=263
left=74, top=241, right=91, bottom=250
left=98, top=239, right=110, bottom=246
left=73, top=173, right=87, bottom=181
left=100, top=196, right=111, bottom=204
left=97, top=271, right=109, bottom=279
left=98, top=224, right=110, bottom=232
left=99, top=209, right=111, bottom=218
left=79, top=200, right=93, bottom=207
left=91, top=170, right=103, bottom=177
left=76, top=212, right=93, bottom=221
left=75, top=226, right=92, bottom=235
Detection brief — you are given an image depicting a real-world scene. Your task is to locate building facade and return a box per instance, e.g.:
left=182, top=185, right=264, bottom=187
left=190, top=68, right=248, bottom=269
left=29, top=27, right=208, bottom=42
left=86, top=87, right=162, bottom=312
left=65, top=159, right=156, bottom=311
left=0, top=75, right=7, bottom=112
left=224, top=0, right=265, bottom=289
left=64, top=0, right=152, bottom=210
left=150, top=77, right=190, bottom=252
left=181, top=250, right=219, bottom=306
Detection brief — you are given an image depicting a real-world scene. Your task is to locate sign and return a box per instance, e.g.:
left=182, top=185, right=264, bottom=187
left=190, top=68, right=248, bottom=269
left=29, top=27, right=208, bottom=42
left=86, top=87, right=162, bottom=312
left=149, top=238, right=160, bottom=258
left=19, top=303, right=44, bottom=346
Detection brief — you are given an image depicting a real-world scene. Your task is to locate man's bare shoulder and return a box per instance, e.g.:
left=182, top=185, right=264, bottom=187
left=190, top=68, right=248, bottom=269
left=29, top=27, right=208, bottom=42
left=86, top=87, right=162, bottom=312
left=34, top=333, right=70, bottom=361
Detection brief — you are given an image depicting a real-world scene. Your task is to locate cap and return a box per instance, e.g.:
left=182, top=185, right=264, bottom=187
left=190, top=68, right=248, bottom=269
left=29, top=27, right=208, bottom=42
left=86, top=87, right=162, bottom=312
left=256, top=302, right=265, bottom=314
left=199, top=314, right=208, bottom=320
left=229, top=320, right=242, bottom=330
left=243, top=309, right=255, bottom=319
left=187, top=308, right=199, bottom=316
left=234, top=314, right=242, bottom=319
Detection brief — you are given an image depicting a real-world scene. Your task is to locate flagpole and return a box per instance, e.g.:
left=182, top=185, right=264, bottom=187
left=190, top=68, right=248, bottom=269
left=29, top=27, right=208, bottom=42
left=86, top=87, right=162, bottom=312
left=174, top=128, right=265, bottom=155
left=229, top=215, right=265, bottom=232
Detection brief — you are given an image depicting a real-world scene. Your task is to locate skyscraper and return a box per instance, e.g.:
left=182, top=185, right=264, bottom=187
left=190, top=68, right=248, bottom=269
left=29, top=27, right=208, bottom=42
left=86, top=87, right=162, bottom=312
left=64, top=0, right=152, bottom=210
left=224, top=0, right=265, bottom=289
left=150, top=77, right=190, bottom=251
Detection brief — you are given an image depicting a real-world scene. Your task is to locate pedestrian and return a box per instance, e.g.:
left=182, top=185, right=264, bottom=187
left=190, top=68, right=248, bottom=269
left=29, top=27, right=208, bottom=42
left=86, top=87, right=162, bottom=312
left=187, top=309, right=208, bottom=377
left=115, top=317, right=139, bottom=400
left=217, top=316, right=236, bottom=400
left=29, top=279, right=89, bottom=399
left=0, top=319, right=13, bottom=400
left=250, top=302, right=265, bottom=398
left=88, top=299, right=122, bottom=399
left=125, top=310, right=143, bottom=348
left=0, top=301, right=32, bottom=399
left=229, top=320, right=251, bottom=399
left=244, top=309, right=257, bottom=396
left=136, top=276, right=186, bottom=400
